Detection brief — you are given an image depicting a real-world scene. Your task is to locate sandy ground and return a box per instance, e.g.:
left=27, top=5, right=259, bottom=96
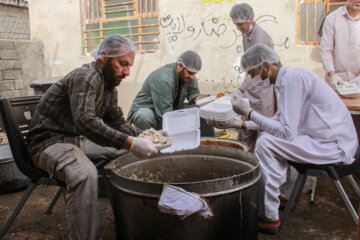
left=0, top=175, right=359, bottom=240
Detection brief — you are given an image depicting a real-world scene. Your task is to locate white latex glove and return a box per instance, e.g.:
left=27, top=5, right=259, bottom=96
left=130, top=137, right=158, bottom=159
left=330, top=74, right=344, bottom=91
left=231, top=90, right=253, bottom=119
left=206, top=119, right=242, bottom=129
left=350, top=76, right=360, bottom=86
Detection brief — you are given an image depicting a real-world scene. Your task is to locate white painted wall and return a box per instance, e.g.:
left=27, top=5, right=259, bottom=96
left=28, top=0, right=325, bottom=114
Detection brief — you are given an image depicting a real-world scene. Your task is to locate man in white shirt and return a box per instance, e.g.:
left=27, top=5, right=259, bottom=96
left=320, top=0, right=360, bottom=90
left=232, top=44, right=358, bottom=234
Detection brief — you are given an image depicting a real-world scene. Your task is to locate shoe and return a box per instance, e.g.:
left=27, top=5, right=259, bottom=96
left=258, top=218, right=280, bottom=234
left=279, top=198, right=296, bottom=211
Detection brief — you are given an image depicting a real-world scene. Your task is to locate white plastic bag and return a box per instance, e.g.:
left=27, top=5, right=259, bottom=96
left=158, top=184, right=213, bottom=220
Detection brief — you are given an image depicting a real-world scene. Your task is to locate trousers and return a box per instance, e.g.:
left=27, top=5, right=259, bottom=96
left=32, top=138, right=127, bottom=240
left=255, top=132, right=346, bottom=221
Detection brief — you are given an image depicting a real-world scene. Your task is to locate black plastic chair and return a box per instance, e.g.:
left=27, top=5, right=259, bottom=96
left=279, top=147, right=360, bottom=231
left=0, top=96, right=115, bottom=239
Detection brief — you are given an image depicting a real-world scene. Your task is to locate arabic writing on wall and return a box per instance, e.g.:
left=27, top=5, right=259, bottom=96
left=160, top=14, right=289, bottom=89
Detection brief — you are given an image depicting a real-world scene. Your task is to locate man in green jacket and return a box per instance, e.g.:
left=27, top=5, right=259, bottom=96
left=127, top=50, right=214, bottom=136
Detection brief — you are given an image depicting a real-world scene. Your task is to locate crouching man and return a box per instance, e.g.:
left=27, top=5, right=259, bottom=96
left=27, top=35, right=159, bottom=240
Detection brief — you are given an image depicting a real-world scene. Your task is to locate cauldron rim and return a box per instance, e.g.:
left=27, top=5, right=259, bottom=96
left=110, top=139, right=260, bottom=198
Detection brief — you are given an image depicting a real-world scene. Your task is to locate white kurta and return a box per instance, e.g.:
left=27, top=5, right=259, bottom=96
left=320, top=6, right=360, bottom=81
left=250, top=66, right=358, bottom=220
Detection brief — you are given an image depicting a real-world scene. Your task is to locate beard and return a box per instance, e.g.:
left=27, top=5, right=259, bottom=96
left=102, top=59, right=126, bottom=90
left=178, top=69, right=190, bottom=83
left=178, top=69, right=185, bottom=83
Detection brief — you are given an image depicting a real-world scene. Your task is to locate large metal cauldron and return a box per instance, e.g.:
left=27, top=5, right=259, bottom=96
left=110, top=138, right=260, bottom=240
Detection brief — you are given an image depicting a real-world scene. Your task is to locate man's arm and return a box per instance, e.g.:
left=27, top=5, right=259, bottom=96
left=193, top=94, right=209, bottom=103
left=187, top=77, right=201, bottom=104
left=250, top=79, right=303, bottom=140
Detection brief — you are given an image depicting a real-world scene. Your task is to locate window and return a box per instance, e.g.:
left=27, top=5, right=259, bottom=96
left=297, top=0, right=346, bottom=45
left=83, top=0, right=160, bottom=55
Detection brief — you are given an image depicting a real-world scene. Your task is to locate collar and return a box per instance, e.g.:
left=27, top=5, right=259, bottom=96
left=92, top=61, right=112, bottom=91
left=274, top=65, right=287, bottom=89
left=92, top=61, right=102, bottom=74
left=244, top=24, right=257, bottom=40
left=171, top=62, right=179, bottom=84
left=342, top=5, right=360, bottom=21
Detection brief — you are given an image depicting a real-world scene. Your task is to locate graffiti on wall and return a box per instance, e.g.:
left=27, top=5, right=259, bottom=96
left=160, top=14, right=240, bottom=51
left=160, top=13, right=290, bottom=90
left=160, top=14, right=289, bottom=51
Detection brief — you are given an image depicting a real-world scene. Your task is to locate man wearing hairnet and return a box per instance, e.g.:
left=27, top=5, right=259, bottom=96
left=28, top=34, right=160, bottom=240
left=228, top=3, right=316, bottom=209
left=231, top=44, right=358, bottom=233
left=127, top=50, right=215, bottom=136
left=229, top=3, right=276, bottom=152
left=320, top=0, right=360, bottom=91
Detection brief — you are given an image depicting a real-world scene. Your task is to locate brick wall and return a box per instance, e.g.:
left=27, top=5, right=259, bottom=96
left=0, top=3, right=30, bottom=40
left=0, top=40, right=45, bottom=98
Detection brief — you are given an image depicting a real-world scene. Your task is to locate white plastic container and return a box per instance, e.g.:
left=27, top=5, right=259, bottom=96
left=338, top=82, right=360, bottom=98
left=199, top=96, right=237, bottom=124
left=161, top=108, right=200, bottom=153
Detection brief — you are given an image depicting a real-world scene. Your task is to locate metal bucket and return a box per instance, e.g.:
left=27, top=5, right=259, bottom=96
left=0, top=143, right=29, bottom=194
left=110, top=137, right=260, bottom=240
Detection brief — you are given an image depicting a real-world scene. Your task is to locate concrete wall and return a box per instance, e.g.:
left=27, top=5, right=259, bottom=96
left=0, top=40, right=45, bottom=97
left=28, top=0, right=326, bottom=115
left=0, top=3, right=30, bottom=40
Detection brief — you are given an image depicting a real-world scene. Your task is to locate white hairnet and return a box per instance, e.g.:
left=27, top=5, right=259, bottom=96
left=177, top=50, right=202, bottom=73
left=92, top=34, right=136, bottom=60
left=230, top=3, right=254, bottom=24
left=240, top=44, right=280, bottom=72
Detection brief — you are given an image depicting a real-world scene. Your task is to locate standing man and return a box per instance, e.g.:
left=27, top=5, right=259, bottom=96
left=28, top=35, right=159, bottom=240
left=230, top=3, right=276, bottom=152
left=320, top=0, right=360, bottom=90
left=232, top=44, right=358, bottom=233
left=127, top=50, right=214, bottom=136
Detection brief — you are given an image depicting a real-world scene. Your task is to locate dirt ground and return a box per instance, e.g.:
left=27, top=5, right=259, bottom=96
left=0, top=174, right=359, bottom=240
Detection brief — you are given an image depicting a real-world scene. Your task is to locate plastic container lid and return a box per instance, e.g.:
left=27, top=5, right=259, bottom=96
left=338, top=83, right=360, bottom=98
left=199, top=96, right=237, bottom=123
left=195, top=95, right=216, bottom=107
left=161, top=108, right=200, bottom=153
